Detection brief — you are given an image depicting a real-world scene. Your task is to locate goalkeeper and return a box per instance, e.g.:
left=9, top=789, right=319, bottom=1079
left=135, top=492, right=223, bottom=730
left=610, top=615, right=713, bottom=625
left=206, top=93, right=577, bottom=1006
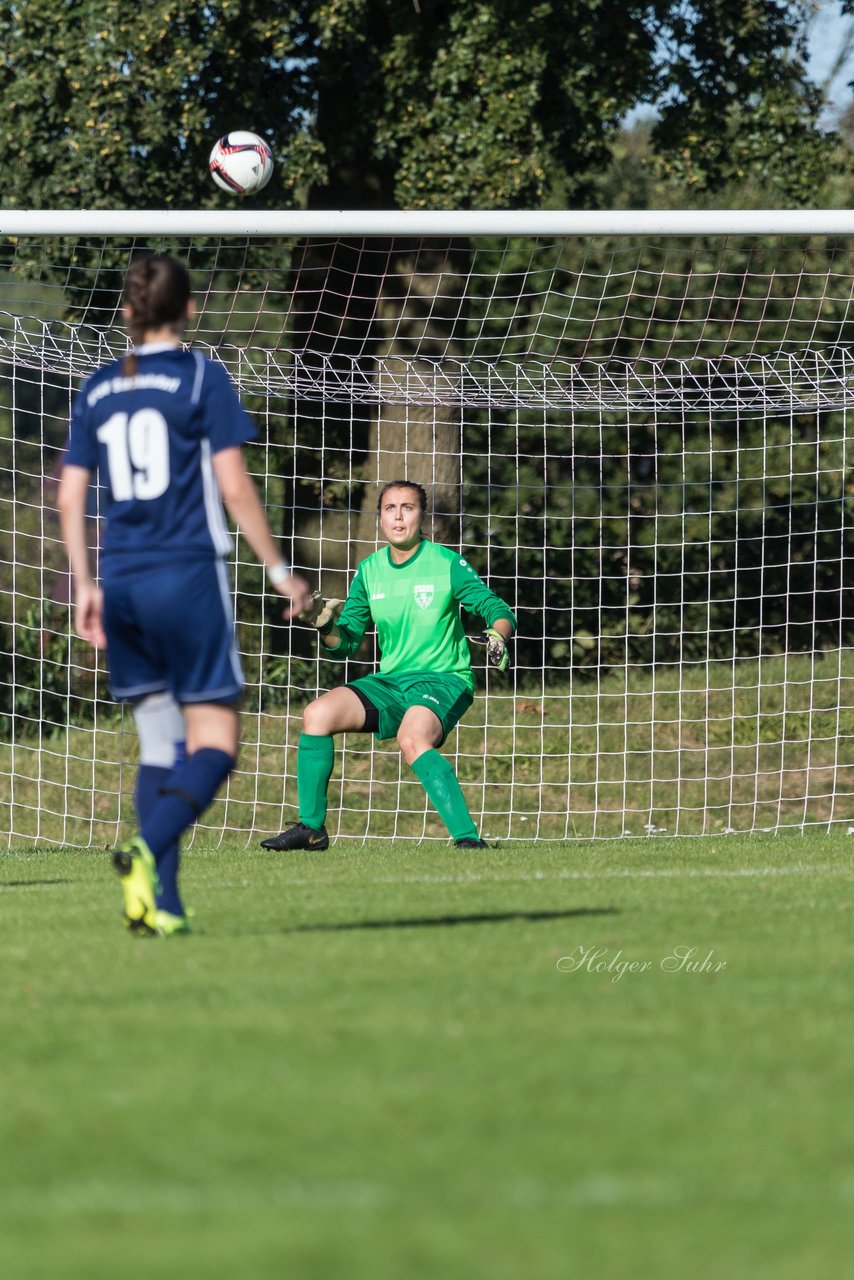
left=261, top=480, right=516, bottom=851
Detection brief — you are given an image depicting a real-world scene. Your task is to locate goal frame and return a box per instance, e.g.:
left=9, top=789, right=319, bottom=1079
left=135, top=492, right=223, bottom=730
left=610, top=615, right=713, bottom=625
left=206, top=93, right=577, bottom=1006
left=1, top=207, right=852, bottom=845
left=3, top=208, right=854, bottom=238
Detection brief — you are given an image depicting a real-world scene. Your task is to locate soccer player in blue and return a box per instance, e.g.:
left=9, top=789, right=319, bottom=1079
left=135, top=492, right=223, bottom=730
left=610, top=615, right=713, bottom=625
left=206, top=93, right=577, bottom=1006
left=58, top=252, right=309, bottom=937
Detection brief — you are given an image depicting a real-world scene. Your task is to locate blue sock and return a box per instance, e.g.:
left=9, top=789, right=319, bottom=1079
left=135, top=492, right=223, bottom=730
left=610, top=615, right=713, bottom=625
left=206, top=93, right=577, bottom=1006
left=136, top=763, right=183, bottom=915
left=140, top=748, right=235, bottom=867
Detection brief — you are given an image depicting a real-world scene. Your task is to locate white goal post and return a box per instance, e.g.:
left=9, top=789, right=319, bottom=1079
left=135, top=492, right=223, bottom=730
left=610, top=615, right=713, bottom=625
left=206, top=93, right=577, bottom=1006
left=0, top=209, right=851, bottom=845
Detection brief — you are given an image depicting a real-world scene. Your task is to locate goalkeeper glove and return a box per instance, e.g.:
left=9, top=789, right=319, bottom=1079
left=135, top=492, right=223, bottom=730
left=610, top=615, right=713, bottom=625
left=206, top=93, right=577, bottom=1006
left=480, top=627, right=511, bottom=673
left=300, top=592, right=346, bottom=634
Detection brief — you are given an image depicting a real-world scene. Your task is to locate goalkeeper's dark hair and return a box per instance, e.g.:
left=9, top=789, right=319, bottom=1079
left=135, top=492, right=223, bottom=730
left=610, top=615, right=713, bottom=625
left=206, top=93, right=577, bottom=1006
left=122, top=253, right=192, bottom=377
left=377, top=480, right=428, bottom=513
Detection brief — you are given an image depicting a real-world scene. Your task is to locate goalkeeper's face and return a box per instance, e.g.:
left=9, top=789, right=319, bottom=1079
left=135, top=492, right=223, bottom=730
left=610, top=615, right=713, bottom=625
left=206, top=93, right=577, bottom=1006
left=379, top=485, right=425, bottom=552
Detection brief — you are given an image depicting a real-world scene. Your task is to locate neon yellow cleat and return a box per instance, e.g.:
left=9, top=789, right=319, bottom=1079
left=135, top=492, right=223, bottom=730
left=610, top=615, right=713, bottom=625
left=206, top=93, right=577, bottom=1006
left=111, top=836, right=160, bottom=936
left=155, top=909, right=192, bottom=937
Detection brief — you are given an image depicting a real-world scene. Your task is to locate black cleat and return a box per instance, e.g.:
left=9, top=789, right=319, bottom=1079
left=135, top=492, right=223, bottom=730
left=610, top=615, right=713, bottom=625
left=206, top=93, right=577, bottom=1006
left=260, top=822, right=330, bottom=852
left=454, top=837, right=490, bottom=849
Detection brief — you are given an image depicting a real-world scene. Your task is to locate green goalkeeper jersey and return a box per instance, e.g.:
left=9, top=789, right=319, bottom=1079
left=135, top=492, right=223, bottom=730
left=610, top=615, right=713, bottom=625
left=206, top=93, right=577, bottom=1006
left=326, top=540, right=516, bottom=692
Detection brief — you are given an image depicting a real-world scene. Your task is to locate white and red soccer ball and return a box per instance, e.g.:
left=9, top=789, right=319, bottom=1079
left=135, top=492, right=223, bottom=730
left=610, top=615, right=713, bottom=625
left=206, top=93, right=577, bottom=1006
left=209, top=131, right=274, bottom=196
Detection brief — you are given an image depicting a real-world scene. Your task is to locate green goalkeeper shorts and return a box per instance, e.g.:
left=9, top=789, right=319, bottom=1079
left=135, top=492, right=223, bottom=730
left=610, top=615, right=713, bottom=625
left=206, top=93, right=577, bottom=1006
left=347, top=671, right=474, bottom=744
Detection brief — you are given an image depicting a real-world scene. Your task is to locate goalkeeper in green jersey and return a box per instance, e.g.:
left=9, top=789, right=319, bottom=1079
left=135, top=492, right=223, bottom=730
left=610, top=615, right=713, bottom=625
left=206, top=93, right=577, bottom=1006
left=260, top=480, right=516, bottom=851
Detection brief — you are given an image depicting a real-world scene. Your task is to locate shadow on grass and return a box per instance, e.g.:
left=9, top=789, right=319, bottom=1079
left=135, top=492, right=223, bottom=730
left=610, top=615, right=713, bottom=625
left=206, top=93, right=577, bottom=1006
left=283, top=906, right=618, bottom=934
left=0, top=878, right=74, bottom=888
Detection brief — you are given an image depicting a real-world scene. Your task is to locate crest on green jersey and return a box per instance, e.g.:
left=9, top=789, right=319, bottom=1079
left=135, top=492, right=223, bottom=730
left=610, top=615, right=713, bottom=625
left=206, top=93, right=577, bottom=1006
left=414, top=583, right=434, bottom=609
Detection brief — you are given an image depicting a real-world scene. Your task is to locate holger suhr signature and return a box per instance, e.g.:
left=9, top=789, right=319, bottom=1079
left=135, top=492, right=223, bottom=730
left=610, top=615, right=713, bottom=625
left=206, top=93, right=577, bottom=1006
left=557, top=945, right=727, bottom=983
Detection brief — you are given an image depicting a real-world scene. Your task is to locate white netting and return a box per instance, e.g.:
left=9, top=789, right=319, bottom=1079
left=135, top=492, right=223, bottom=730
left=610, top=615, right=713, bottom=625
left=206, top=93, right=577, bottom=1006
left=0, top=219, right=852, bottom=843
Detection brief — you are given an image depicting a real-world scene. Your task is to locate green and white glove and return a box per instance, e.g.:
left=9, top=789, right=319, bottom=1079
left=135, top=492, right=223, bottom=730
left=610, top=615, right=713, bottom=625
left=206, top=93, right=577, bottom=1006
left=480, top=627, right=511, bottom=673
left=300, top=592, right=346, bottom=634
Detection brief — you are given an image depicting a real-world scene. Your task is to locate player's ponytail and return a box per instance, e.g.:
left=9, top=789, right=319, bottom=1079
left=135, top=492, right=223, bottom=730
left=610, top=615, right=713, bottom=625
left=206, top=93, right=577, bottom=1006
left=122, top=253, right=192, bottom=378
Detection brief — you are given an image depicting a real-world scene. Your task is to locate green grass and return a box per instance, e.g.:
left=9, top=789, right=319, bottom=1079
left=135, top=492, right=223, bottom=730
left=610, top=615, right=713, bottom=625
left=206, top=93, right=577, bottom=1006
left=2, top=833, right=853, bottom=1279
left=2, top=648, right=853, bottom=845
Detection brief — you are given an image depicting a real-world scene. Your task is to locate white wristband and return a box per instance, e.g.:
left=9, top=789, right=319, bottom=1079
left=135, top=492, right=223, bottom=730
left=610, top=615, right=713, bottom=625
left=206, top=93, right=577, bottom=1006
left=267, top=562, right=291, bottom=587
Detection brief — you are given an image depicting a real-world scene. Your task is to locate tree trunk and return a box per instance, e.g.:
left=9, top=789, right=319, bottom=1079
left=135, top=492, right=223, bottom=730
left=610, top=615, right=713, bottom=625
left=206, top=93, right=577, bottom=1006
left=287, top=237, right=469, bottom=598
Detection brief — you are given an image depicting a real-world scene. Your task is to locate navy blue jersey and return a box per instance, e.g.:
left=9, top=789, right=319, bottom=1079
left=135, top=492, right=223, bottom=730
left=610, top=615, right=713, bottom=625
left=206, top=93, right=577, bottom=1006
left=65, top=343, right=255, bottom=578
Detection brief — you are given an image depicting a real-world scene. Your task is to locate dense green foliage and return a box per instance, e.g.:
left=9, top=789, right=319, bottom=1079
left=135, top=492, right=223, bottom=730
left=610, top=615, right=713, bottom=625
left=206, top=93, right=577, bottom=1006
left=0, top=1, right=852, bottom=702
left=0, top=1, right=315, bottom=207
left=0, top=1, right=838, bottom=208
left=456, top=226, right=854, bottom=665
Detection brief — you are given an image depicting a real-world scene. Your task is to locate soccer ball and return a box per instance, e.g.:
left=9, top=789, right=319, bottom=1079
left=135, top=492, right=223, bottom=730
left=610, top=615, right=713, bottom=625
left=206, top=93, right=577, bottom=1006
left=209, top=131, right=274, bottom=195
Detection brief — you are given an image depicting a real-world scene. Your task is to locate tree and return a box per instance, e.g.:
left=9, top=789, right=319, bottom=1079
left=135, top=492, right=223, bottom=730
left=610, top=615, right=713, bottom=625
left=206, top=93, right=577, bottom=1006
left=0, top=1, right=320, bottom=208
left=0, top=1, right=848, bottom=661
left=647, top=1, right=836, bottom=201
left=0, top=3, right=836, bottom=208
left=283, top=2, right=843, bottom=569
left=304, top=1, right=836, bottom=209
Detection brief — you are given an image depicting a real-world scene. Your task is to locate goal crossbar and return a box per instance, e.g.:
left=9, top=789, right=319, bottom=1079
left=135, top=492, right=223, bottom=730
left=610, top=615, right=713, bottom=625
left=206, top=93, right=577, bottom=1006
left=4, top=209, right=854, bottom=238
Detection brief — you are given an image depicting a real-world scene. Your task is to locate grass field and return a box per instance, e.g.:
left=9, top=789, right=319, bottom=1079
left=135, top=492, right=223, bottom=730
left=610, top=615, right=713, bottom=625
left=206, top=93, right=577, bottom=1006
left=3, top=647, right=853, bottom=847
left=2, top=832, right=853, bottom=1280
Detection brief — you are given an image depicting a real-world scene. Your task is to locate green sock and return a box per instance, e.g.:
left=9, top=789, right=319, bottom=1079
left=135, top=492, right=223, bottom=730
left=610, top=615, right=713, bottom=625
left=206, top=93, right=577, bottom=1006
left=411, top=748, right=478, bottom=842
left=297, top=733, right=335, bottom=830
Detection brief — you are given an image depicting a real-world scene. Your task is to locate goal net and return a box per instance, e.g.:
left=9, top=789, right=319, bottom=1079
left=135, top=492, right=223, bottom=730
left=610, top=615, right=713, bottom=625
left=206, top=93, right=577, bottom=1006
left=1, top=210, right=852, bottom=845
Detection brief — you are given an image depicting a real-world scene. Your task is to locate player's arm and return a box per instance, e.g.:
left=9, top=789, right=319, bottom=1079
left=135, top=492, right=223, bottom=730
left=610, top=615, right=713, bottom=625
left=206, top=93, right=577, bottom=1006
left=303, top=570, right=372, bottom=657
left=212, top=446, right=311, bottom=618
left=482, top=617, right=514, bottom=641
left=450, top=557, right=517, bottom=671
left=56, top=463, right=106, bottom=649
left=450, top=558, right=517, bottom=633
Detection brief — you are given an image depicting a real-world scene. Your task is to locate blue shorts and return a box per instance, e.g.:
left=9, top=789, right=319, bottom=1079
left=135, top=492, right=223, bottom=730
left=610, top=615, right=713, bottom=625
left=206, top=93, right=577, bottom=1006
left=102, top=559, right=244, bottom=705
